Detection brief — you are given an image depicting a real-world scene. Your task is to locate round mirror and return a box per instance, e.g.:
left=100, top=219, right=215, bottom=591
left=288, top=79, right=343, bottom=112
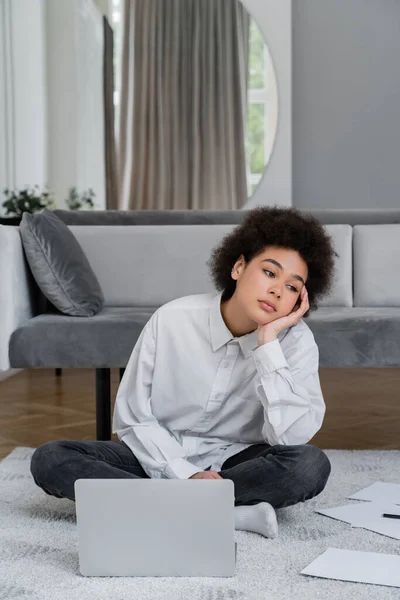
left=112, top=0, right=279, bottom=207
left=245, top=14, right=278, bottom=197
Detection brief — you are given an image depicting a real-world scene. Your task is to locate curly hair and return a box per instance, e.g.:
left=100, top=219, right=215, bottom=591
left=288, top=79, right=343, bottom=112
left=207, top=205, right=338, bottom=318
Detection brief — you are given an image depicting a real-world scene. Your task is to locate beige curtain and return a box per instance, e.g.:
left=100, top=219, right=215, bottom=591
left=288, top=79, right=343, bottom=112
left=117, top=0, right=249, bottom=210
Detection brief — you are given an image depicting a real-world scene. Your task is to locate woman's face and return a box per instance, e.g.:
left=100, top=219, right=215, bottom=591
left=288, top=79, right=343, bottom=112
left=229, top=245, right=308, bottom=327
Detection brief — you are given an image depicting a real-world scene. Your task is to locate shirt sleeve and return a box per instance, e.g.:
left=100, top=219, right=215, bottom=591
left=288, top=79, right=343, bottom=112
left=251, top=329, right=325, bottom=446
left=112, top=313, right=202, bottom=480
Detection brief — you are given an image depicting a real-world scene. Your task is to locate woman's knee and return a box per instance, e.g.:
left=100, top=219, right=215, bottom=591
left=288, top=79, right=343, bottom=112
left=296, top=444, right=331, bottom=490
left=273, top=443, right=330, bottom=491
left=30, top=440, right=71, bottom=487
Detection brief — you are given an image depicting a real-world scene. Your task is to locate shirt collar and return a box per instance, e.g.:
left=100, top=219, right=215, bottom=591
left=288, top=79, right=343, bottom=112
left=209, top=290, right=259, bottom=359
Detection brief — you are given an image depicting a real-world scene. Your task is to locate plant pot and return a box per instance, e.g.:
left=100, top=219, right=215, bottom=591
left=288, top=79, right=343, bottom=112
left=0, top=216, right=22, bottom=226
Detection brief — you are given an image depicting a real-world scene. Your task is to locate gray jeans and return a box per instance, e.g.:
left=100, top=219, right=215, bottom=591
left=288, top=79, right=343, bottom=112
left=30, top=439, right=331, bottom=508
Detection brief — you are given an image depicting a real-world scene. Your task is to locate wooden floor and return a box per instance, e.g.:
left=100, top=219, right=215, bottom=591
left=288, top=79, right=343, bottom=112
left=0, top=367, right=399, bottom=459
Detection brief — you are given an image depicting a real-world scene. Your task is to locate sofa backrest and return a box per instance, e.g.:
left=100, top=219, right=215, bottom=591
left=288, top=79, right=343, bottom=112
left=71, top=224, right=353, bottom=307
left=56, top=208, right=400, bottom=226
left=353, top=224, right=400, bottom=306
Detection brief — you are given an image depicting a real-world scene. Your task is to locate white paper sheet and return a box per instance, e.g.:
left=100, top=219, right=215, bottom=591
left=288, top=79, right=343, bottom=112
left=347, top=482, right=400, bottom=504
left=316, top=502, right=400, bottom=539
left=351, top=513, right=400, bottom=540
left=301, top=547, right=400, bottom=588
left=316, top=501, right=398, bottom=524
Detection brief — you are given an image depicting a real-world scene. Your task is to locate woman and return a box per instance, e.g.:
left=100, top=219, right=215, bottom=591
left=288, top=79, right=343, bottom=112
left=31, top=205, right=337, bottom=539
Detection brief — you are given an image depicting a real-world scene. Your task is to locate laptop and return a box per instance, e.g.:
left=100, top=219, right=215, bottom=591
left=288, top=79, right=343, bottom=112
left=75, top=478, right=237, bottom=577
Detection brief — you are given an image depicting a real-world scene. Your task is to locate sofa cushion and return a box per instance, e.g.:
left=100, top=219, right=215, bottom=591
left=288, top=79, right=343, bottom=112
left=354, top=224, right=400, bottom=306
left=9, top=306, right=400, bottom=368
left=9, top=307, right=156, bottom=368
left=20, top=211, right=104, bottom=317
left=307, top=307, right=400, bottom=367
left=71, top=224, right=352, bottom=307
left=317, top=225, right=352, bottom=307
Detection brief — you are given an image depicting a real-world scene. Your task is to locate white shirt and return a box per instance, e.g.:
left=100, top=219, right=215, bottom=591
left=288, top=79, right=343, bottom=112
left=112, top=291, right=325, bottom=480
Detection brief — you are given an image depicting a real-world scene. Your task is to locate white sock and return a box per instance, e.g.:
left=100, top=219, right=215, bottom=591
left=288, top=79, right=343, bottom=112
left=234, top=502, right=278, bottom=538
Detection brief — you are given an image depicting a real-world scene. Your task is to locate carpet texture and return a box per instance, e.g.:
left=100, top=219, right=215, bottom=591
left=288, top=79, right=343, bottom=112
left=0, top=447, right=399, bottom=600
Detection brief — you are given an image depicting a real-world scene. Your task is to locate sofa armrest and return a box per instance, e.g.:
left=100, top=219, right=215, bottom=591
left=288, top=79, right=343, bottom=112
left=0, top=226, right=37, bottom=370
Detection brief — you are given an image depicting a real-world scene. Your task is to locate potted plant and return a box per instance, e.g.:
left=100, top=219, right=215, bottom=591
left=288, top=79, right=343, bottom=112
left=0, top=185, right=55, bottom=225
left=65, top=187, right=96, bottom=210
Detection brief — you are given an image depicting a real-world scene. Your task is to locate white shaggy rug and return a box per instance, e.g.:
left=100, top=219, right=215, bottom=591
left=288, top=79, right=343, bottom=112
left=0, top=447, right=399, bottom=600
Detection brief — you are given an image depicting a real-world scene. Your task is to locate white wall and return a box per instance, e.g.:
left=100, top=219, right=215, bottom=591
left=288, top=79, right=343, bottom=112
left=12, top=0, right=47, bottom=190
left=46, top=0, right=106, bottom=209
left=0, top=0, right=47, bottom=204
left=93, top=0, right=110, bottom=19
left=0, top=0, right=105, bottom=212
left=0, top=1, right=12, bottom=191
left=293, top=0, right=400, bottom=209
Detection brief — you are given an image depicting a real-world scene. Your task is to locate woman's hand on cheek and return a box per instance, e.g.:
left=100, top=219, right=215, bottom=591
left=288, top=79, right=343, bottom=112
left=257, top=286, right=309, bottom=347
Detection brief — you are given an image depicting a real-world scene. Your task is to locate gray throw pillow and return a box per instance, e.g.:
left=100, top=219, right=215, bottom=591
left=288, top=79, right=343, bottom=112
left=20, top=210, right=104, bottom=317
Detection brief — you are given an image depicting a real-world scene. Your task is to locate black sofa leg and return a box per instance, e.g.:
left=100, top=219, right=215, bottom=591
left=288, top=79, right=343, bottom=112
left=95, top=368, right=111, bottom=441
left=55, top=368, right=62, bottom=376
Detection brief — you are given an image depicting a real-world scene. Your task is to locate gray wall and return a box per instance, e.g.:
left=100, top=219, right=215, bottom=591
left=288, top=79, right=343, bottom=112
left=293, top=0, right=400, bottom=209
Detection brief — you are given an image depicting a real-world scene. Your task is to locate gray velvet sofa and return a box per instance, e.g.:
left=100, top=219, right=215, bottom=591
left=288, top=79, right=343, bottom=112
left=2, top=208, right=400, bottom=441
